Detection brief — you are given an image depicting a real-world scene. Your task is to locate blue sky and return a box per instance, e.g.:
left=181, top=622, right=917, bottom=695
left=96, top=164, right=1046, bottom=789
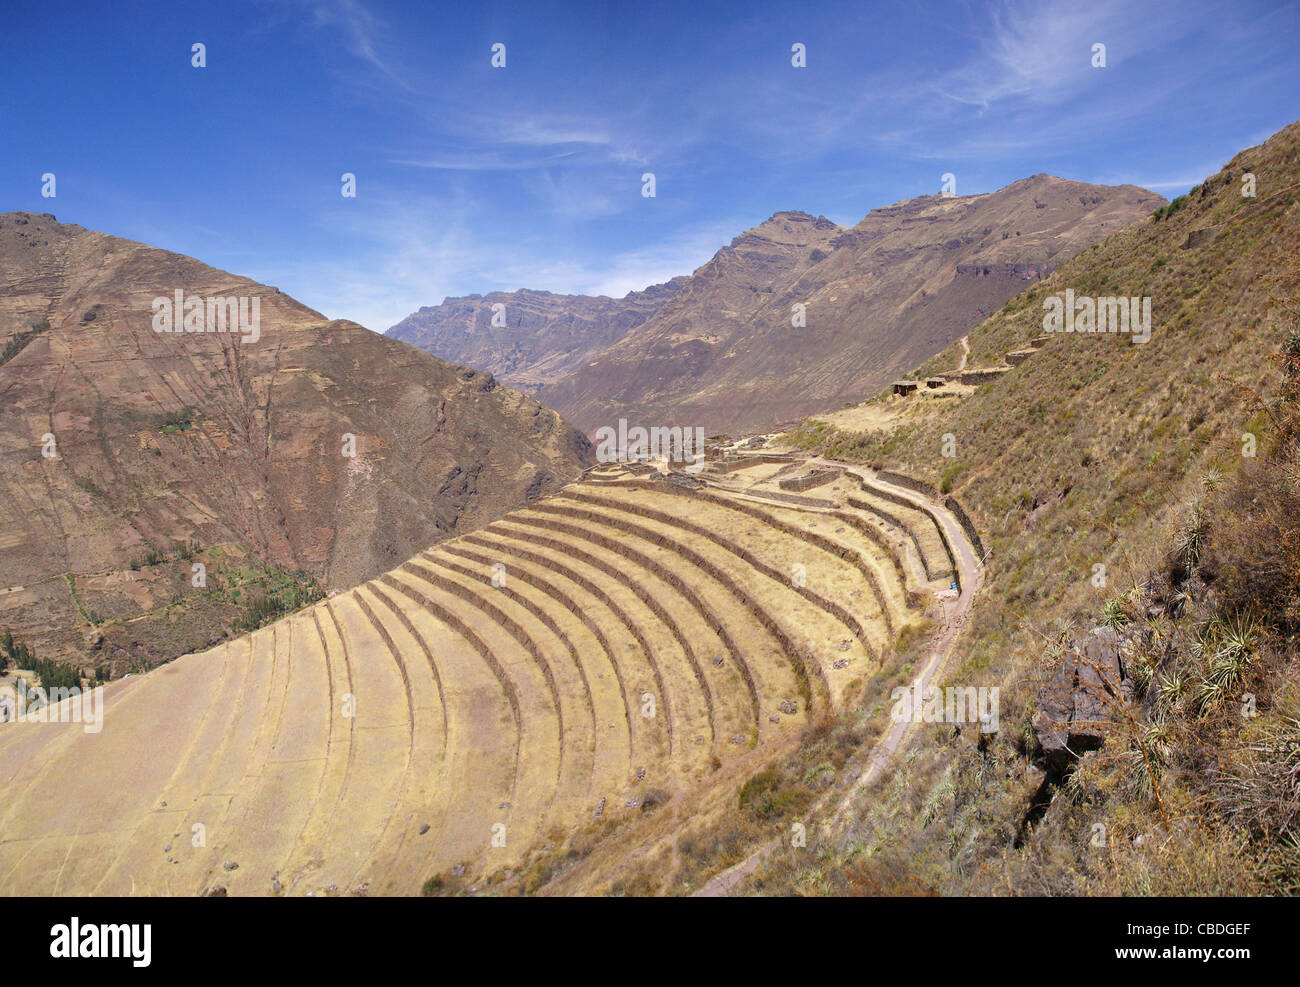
left=2, top=0, right=1297, bottom=334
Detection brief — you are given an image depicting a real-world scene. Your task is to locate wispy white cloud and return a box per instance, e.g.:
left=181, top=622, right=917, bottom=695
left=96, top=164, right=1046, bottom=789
left=577, top=223, right=738, bottom=298
left=258, top=0, right=1293, bottom=331
left=305, top=0, right=417, bottom=91
left=257, top=178, right=736, bottom=335
left=393, top=149, right=587, bottom=171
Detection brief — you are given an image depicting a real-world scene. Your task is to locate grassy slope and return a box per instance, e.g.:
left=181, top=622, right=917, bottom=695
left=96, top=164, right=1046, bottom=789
left=732, top=122, right=1300, bottom=895
left=517, top=122, right=1300, bottom=897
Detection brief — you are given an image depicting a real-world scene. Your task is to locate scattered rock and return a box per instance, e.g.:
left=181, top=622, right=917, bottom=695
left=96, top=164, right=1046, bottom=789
left=624, top=797, right=640, bottom=809
left=730, top=734, right=745, bottom=744
left=451, top=864, right=466, bottom=878
left=712, top=655, right=724, bottom=667
left=272, top=878, right=282, bottom=894
left=163, top=845, right=171, bottom=853
left=837, top=640, right=852, bottom=651
left=204, top=885, right=227, bottom=897
left=769, top=715, right=781, bottom=724
left=595, top=797, right=606, bottom=819
left=833, top=657, right=851, bottom=670
left=223, top=860, right=238, bottom=871
left=418, top=823, right=430, bottom=835
left=636, top=767, right=646, bottom=781
left=779, top=700, right=797, bottom=715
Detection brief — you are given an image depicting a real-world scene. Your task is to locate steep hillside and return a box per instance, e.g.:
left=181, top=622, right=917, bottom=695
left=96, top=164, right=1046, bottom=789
left=696, top=120, right=1300, bottom=896
left=387, top=279, right=686, bottom=393
left=0, top=213, right=592, bottom=675
left=539, top=179, right=1162, bottom=435
left=0, top=458, right=968, bottom=896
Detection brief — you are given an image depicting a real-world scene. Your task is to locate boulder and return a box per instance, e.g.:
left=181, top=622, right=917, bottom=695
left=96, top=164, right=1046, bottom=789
left=1035, top=626, right=1132, bottom=763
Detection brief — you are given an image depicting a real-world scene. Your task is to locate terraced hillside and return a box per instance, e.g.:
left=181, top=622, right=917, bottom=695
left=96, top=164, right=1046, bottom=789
left=0, top=456, right=971, bottom=896
left=701, top=119, right=1300, bottom=897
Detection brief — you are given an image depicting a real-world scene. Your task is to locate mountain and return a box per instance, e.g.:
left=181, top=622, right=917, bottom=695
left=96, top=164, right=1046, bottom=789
left=387, top=279, right=687, bottom=393
left=538, top=179, right=1164, bottom=435
left=0, top=212, right=592, bottom=675
left=696, top=119, right=1300, bottom=896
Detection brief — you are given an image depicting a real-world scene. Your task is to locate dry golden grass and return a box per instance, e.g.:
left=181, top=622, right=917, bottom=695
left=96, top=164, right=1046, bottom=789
left=648, top=122, right=1300, bottom=898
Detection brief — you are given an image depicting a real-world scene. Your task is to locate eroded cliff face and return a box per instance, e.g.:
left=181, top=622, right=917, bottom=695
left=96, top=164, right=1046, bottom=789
left=0, top=212, right=592, bottom=672
left=411, top=179, right=1162, bottom=436
left=387, top=278, right=687, bottom=393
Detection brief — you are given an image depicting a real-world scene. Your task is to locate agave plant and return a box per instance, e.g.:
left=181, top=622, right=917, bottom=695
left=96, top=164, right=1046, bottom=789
left=1194, top=675, right=1228, bottom=717
left=1123, top=745, right=1160, bottom=803
left=1159, top=670, right=1185, bottom=710
left=1195, top=615, right=1259, bottom=715
left=1217, top=614, right=1259, bottom=664
left=1101, top=596, right=1130, bottom=629
left=1173, top=498, right=1207, bottom=576
left=1062, top=766, right=1091, bottom=806
left=1129, top=653, right=1155, bottom=694
left=1143, top=717, right=1174, bottom=763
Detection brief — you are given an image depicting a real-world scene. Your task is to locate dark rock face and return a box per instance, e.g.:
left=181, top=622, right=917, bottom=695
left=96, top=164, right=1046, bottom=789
left=1034, top=626, right=1133, bottom=764
left=386, top=279, right=687, bottom=394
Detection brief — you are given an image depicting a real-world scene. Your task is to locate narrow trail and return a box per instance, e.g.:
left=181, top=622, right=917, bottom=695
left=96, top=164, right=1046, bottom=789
left=823, top=461, right=981, bottom=792
left=957, top=335, right=970, bottom=372
left=693, top=461, right=982, bottom=897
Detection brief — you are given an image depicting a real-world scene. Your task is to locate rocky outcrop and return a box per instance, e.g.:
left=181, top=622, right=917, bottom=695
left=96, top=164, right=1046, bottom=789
left=954, top=262, right=1051, bottom=279
left=1034, top=626, right=1133, bottom=765
left=386, top=279, right=686, bottom=393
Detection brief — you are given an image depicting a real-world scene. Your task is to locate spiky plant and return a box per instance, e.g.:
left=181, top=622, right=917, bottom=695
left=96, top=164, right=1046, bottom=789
left=1195, top=614, right=1259, bottom=715
left=1062, top=765, right=1092, bottom=807
left=1129, top=653, right=1155, bottom=695
left=1176, top=498, right=1207, bottom=574
left=1101, top=596, right=1130, bottom=630
left=1159, top=670, right=1185, bottom=711
left=1143, top=717, right=1174, bottom=764
left=1120, top=745, right=1160, bottom=803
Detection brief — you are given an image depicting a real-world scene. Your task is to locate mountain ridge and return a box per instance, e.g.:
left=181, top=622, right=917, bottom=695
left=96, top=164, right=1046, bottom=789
left=392, top=174, right=1164, bottom=435
left=0, top=211, right=592, bottom=674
